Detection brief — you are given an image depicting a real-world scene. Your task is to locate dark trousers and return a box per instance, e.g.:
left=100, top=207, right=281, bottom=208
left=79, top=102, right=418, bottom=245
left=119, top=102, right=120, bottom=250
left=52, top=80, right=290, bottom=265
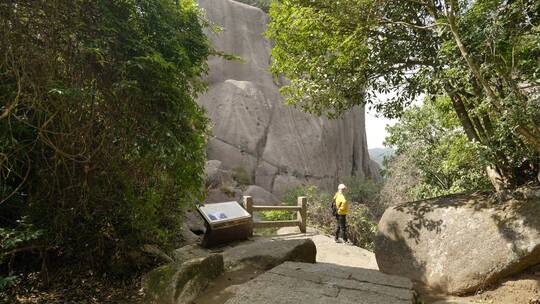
left=335, top=215, right=347, bottom=241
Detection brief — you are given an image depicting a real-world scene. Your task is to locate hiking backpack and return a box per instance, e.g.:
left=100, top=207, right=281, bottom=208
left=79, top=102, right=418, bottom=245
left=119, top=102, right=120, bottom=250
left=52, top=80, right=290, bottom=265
left=330, top=198, right=338, bottom=217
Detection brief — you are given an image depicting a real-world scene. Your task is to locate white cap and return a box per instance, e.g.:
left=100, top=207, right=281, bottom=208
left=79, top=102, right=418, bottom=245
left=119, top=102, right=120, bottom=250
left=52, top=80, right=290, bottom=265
left=338, top=183, right=347, bottom=190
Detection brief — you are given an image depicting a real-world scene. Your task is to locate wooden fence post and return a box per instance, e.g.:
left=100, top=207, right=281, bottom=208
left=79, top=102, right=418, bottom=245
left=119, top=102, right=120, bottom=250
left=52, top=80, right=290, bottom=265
left=243, top=196, right=254, bottom=236
left=297, top=196, right=307, bottom=233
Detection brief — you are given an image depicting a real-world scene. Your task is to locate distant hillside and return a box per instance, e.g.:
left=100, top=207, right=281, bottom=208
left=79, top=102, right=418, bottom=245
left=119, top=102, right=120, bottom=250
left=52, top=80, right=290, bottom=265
left=369, top=148, right=394, bottom=165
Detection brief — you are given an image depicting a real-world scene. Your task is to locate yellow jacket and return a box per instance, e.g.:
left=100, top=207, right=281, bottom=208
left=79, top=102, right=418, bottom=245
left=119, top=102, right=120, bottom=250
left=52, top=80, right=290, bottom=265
left=334, top=192, right=348, bottom=215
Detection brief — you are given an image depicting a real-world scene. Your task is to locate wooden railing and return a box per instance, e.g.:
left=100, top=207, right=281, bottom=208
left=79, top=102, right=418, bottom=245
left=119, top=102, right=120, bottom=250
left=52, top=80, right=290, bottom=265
left=242, top=195, right=307, bottom=233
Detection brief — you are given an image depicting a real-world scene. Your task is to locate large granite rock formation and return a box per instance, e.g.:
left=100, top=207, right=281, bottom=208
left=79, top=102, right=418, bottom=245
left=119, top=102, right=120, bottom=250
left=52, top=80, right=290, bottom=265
left=198, top=0, right=378, bottom=197
left=375, top=188, right=540, bottom=295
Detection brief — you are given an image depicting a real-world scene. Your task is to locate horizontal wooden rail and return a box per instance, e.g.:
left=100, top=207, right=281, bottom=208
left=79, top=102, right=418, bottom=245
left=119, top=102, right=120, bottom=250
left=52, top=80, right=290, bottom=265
left=252, top=205, right=302, bottom=211
left=243, top=196, right=307, bottom=233
left=253, top=220, right=301, bottom=229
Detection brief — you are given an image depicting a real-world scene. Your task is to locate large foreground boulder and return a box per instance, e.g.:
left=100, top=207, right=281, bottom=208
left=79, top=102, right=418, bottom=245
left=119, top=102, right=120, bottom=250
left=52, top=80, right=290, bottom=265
left=375, top=189, right=540, bottom=295
left=142, top=254, right=224, bottom=304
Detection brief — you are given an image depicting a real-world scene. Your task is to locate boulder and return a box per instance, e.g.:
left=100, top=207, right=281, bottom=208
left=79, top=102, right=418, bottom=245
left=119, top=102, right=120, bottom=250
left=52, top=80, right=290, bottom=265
left=183, top=208, right=206, bottom=235
left=224, top=261, right=415, bottom=304
left=204, top=160, right=225, bottom=187
left=173, top=244, right=211, bottom=263
left=223, top=238, right=316, bottom=271
left=206, top=188, right=242, bottom=204
left=205, top=159, right=238, bottom=190
left=271, top=174, right=305, bottom=199
left=375, top=190, right=540, bottom=295
left=142, top=254, right=224, bottom=304
left=179, top=224, right=201, bottom=245
left=197, top=0, right=380, bottom=196
left=179, top=208, right=206, bottom=244
left=243, top=185, right=280, bottom=205
left=142, top=244, right=174, bottom=264
left=254, top=161, right=279, bottom=191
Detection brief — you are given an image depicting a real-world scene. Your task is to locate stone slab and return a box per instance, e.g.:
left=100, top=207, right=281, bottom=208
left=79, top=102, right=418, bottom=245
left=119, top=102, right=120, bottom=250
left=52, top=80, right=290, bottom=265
left=224, top=261, right=415, bottom=304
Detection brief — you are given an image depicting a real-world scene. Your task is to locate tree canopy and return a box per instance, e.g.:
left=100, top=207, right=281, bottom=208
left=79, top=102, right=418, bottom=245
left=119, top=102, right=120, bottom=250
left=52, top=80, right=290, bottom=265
left=385, top=97, right=491, bottom=198
left=1, top=0, right=210, bottom=272
left=267, top=0, right=540, bottom=188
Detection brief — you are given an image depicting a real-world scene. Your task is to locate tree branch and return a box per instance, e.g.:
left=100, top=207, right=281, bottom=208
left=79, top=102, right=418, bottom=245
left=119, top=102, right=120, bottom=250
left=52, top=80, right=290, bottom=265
left=380, top=17, right=441, bottom=30
left=0, top=67, right=22, bottom=120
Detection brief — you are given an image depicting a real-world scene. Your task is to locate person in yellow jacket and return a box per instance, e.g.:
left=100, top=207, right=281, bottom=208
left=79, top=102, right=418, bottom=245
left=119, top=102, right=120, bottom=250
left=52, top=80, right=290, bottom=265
left=334, top=183, right=349, bottom=243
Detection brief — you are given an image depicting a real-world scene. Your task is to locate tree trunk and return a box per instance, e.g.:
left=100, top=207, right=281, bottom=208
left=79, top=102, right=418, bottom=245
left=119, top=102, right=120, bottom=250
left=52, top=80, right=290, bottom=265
left=446, top=90, right=482, bottom=142
left=446, top=1, right=540, bottom=154
left=486, top=166, right=509, bottom=192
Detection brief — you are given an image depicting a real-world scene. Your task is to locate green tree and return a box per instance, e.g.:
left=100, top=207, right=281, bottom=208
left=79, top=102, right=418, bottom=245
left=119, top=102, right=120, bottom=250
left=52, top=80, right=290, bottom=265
left=267, top=0, right=540, bottom=189
left=384, top=97, right=492, bottom=199
left=0, top=0, right=210, bottom=273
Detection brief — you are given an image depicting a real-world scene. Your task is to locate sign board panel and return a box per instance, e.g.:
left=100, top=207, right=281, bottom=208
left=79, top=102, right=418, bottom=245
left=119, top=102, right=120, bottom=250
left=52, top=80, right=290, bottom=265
left=197, top=201, right=251, bottom=229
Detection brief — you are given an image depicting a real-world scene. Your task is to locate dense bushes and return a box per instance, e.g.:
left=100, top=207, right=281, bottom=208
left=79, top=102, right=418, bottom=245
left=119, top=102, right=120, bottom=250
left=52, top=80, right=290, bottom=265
left=281, top=185, right=378, bottom=251
left=0, top=0, right=210, bottom=277
left=382, top=97, right=493, bottom=203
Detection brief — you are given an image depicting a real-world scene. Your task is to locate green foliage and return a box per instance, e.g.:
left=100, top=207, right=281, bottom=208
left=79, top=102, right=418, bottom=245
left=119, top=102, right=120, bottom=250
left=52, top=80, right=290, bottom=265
left=231, top=167, right=251, bottom=186
left=267, top=0, right=372, bottom=117
left=284, top=186, right=377, bottom=251
left=267, top=0, right=540, bottom=187
left=0, top=275, right=16, bottom=291
left=259, top=187, right=302, bottom=221
left=260, top=210, right=295, bottom=221
left=384, top=97, right=492, bottom=199
left=342, top=176, right=382, bottom=204
left=0, top=0, right=210, bottom=274
left=341, top=176, right=385, bottom=219
left=378, top=153, right=419, bottom=209
left=0, top=217, right=43, bottom=292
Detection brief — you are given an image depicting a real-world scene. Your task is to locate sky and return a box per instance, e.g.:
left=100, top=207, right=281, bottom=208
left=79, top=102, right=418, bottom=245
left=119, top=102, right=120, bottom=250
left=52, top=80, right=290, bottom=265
left=365, top=91, right=424, bottom=149
left=365, top=109, right=396, bottom=149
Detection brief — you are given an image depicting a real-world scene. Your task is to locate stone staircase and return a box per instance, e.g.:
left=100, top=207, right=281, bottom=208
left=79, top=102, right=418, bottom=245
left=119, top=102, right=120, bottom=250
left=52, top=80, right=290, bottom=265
left=221, top=228, right=417, bottom=303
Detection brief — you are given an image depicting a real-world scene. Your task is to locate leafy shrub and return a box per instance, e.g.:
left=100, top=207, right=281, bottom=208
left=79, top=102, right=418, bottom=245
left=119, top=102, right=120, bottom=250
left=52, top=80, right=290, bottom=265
left=260, top=189, right=297, bottom=221
left=231, top=167, right=252, bottom=186
left=0, top=0, right=210, bottom=274
left=283, top=186, right=378, bottom=251
left=342, top=176, right=382, bottom=204
left=0, top=217, right=44, bottom=292
left=341, top=176, right=385, bottom=219
left=384, top=97, right=493, bottom=201
left=260, top=210, right=295, bottom=221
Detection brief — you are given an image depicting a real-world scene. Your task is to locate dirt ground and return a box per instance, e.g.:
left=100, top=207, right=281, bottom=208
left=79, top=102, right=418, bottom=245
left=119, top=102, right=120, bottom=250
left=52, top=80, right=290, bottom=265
left=2, top=270, right=144, bottom=304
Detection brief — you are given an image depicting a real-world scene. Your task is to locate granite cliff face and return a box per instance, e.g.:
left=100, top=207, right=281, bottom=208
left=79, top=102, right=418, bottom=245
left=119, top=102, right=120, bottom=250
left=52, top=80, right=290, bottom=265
left=198, top=0, right=379, bottom=197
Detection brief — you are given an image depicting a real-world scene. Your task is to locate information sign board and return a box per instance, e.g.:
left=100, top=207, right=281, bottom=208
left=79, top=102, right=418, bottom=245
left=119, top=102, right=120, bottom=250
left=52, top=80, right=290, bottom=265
left=197, top=201, right=251, bottom=229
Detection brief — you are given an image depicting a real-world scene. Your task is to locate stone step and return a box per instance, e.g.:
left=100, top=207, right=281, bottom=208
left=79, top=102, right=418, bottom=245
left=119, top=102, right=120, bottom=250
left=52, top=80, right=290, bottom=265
left=223, top=261, right=416, bottom=304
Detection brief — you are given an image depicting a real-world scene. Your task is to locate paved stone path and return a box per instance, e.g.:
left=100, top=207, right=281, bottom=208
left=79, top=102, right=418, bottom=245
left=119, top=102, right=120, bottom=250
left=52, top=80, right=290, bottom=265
left=224, top=261, right=415, bottom=304
left=274, top=227, right=379, bottom=270
left=222, top=228, right=417, bottom=303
